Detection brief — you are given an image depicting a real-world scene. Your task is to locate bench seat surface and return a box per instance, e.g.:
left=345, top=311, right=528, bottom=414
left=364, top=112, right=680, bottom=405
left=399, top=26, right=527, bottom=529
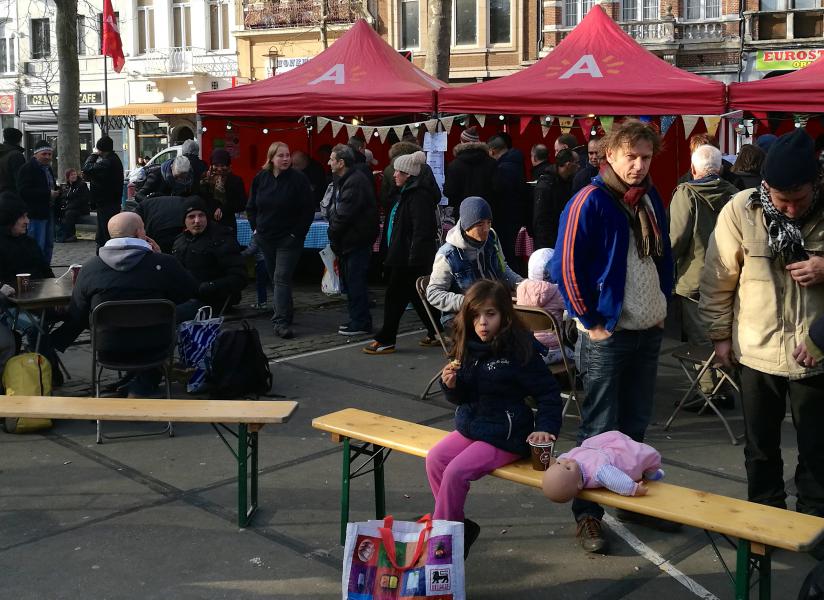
left=0, top=396, right=298, bottom=424
left=312, top=408, right=824, bottom=553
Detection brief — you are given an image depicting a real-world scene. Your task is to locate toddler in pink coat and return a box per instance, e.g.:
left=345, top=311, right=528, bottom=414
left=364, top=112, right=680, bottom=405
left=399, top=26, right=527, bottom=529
left=516, top=248, right=567, bottom=362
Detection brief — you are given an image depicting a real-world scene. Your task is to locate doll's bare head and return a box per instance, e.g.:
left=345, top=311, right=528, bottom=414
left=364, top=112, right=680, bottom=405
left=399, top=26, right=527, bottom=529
left=542, top=458, right=583, bottom=503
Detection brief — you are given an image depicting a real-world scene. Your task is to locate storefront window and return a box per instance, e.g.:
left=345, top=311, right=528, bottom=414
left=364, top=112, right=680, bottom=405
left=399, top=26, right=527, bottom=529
left=137, top=120, right=169, bottom=163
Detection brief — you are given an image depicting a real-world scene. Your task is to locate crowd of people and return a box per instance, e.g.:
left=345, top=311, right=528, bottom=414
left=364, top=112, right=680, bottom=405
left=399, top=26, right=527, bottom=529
left=1, top=118, right=824, bottom=561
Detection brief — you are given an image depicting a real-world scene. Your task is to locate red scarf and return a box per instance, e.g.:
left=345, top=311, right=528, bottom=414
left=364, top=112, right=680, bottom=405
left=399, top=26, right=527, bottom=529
left=601, top=165, right=663, bottom=259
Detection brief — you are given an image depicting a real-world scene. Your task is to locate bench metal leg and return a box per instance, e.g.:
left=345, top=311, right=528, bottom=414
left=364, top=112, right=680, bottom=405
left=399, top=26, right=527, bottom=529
left=735, top=540, right=772, bottom=600
left=212, top=423, right=259, bottom=528
left=341, top=437, right=351, bottom=546
left=338, top=437, right=390, bottom=545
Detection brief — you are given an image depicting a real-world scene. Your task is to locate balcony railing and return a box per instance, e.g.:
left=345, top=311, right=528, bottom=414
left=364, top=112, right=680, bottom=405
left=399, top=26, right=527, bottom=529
left=244, top=0, right=360, bottom=30
left=131, top=47, right=238, bottom=77
left=680, top=22, right=727, bottom=41
left=618, top=19, right=728, bottom=43
left=619, top=20, right=675, bottom=42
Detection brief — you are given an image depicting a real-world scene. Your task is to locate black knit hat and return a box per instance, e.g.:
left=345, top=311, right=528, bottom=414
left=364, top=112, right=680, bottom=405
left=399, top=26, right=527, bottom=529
left=762, top=129, right=818, bottom=190
left=2, top=127, right=22, bottom=144
left=96, top=136, right=114, bottom=152
left=182, top=196, right=208, bottom=222
left=210, top=148, right=231, bottom=166
left=0, top=192, right=27, bottom=227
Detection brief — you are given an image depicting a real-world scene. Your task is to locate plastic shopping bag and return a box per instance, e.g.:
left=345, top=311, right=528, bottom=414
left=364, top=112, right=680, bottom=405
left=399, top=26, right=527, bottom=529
left=320, top=244, right=342, bottom=296
left=177, top=306, right=223, bottom=393
left=341, top=515, right=465, bottom=600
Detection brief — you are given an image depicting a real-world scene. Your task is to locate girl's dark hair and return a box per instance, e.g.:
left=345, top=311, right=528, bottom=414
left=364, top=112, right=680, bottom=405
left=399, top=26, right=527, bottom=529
left=732, top=144, right=765, bottom=175
left=451, top=279, right=533, bottom=365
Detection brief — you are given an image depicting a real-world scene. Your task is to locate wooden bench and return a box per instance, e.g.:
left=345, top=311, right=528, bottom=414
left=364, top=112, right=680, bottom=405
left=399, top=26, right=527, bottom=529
left=313, top=408, right=824, bottom=600
left=0, top=396, right=298, bottom=527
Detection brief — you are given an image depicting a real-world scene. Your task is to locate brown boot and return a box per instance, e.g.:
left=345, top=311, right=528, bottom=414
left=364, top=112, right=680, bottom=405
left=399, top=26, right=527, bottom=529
left=576, top=516, right=609, bottom=554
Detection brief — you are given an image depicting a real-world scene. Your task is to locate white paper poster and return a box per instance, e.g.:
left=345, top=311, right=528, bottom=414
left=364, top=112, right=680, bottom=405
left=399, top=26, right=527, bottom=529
left=424, top=132, right=448, bottom=206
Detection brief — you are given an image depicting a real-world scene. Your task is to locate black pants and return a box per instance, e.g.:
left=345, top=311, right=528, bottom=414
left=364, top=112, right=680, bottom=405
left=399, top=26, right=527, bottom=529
left=740, top=366, right=824, bottom=516
left=374, top=265, right=441, bottom=346
left=96, top=203, right=121, bottom=248
left=60, top=210, right=87, bottom=240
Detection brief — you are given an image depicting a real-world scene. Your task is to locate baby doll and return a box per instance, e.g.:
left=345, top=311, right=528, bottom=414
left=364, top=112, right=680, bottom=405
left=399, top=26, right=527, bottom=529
left=542, top=431, right=665, bottom=502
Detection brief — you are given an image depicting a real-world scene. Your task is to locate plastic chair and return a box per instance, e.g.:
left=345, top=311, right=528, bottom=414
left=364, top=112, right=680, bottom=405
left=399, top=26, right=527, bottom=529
left=415, top=276, right=450, bottom=400
left=513, top=305, right=582, bottom=421
left=91, top=299, right=177, bottom=444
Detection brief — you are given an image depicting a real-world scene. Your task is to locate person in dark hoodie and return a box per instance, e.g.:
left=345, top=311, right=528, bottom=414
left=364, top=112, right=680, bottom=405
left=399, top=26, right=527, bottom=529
left=488, top=133, right=527, bottom=269
left=443, top=127, right=497, bottom=212
left=57, top=211, right=199, bottom=397
left=247, top=141, right=314, bottom=340
left=0, top=127, right=26, bottom=193
left=82, top=135, right=125, bottom=248
left=363, top=151, right=442, bottom=355
left=17, top=140, right=59, bottom=263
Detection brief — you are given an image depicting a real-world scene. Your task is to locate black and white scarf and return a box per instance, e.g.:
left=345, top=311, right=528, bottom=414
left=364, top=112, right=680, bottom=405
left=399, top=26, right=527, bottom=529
left=752, top=182, right=814, bottom=262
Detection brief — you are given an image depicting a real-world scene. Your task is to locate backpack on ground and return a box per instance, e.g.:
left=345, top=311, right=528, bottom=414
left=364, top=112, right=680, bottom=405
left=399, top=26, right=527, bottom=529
left=206, top=321, right=272, bottom=399
left=2, top=353, right=53, bottom=433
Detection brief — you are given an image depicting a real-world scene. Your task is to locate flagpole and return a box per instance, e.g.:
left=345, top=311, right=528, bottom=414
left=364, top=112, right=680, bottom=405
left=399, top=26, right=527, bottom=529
left=103, top=54, right=109, bottom=136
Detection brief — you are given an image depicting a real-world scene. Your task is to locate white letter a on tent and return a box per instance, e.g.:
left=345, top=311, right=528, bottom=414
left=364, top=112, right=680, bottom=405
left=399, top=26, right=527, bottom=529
left=309, top=64, right=346, bottom=85
left=559, top=55, right=603, bottom=79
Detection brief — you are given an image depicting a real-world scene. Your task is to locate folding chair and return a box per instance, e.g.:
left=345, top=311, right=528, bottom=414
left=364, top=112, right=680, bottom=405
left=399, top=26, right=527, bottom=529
left=415, top=276, right=450, bottom=400
left=513, top=305, right=581, bottom=421
left=664, top=343, right=742, bottom=446
left=91, top=299, right=177, bottom=444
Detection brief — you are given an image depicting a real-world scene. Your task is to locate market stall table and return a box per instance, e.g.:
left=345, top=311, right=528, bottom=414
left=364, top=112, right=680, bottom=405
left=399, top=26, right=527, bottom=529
left=6, top=276, right=73, bottom=354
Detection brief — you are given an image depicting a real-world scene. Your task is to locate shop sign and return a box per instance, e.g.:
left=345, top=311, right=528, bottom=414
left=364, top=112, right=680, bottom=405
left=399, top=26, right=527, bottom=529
left=276, top=57, right=310, bottom=73
left=756, top=49, right=824, bottom=71
left=0, top=94, right=14, bottom=114
left=27, top=92, right=104, bottom=108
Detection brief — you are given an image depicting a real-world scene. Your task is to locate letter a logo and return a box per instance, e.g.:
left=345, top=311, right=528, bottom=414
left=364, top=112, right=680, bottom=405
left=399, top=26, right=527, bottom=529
left=309, top=64, right=346, bottom=85
left=559, top=55, right=604, bottom=79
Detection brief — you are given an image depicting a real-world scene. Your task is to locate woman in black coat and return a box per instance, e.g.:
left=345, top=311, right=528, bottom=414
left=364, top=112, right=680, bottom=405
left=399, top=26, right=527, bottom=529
left=201, top=148, right=247, bottom=231
left=363, top=151, right=443, bottom=355
left=56, top=168, right=90, bottom=242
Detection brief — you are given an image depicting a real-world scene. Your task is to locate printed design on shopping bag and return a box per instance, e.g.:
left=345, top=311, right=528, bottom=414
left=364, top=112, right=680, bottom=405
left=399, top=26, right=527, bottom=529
left=426, top=564, right=453, bottom=594
left=428, top=536, right=453, bottom=564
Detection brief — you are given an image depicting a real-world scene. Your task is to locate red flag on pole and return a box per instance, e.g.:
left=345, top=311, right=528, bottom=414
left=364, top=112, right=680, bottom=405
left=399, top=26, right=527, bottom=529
left=102, top=0, right=125, bottom=73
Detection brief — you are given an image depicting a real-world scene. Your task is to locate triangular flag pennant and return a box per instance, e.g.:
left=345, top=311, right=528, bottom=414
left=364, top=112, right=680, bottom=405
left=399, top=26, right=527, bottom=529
left=702, top=116, right=721, bottom=137
left=794, top=113, right=810, bottom=128
left=519, top=116, right=532, bottom=135
left=599, top=116, right=614, bottom=132
left=425, top=119, right=439, bottom=134
left=660, top=115, right=676, bottom=137
left=474, top=114, right=486, bottom=127
left=541, top=125, right=551, bottom=138
left=543, top=115, right=555, bottom=127
left=330, top=120, right=345, bottom=138
left=638, top=115, right=652, bottom=123
left=558, top=117, right=574, bottom=134
left=361, top=126, right=376, bottom=140
left=682, top=115, right=700, bottom=138
left=316, top=117, right=330, bottom=133
left=579, top=117, right=595, bottom=141
left=345, top=124, right=360, bottom=139
left=440, top=116, right=455, bottom=134
left=377, top=127, right=391, bottom=144
left=392, top=125, right=407, bottom=140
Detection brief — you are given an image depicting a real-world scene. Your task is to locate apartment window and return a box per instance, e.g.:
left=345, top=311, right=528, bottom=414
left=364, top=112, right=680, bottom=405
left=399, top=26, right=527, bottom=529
left=684, top=0, right=720, bottom=20
left=400, top=0, right=419, bottom=49
left=209, top=0, right=230, bottom=50
left=761, top=0, right=816, bottom=8
left=137, top=4, right=156, bottom=54
left=454, top=0, right=477, bottom=45
left=97, top=11, right=120, bottom=53
left=622, top=0, right=659, bottom=20
left=564, top=0, right=595, bottom=26
left=173, top=0, right=192, bottom=48
left=76, top=16, right=86, bottom=55
left=31, top=18, right=50, bottom=59
left=0, top=22, right=15, bottom=73
left=490, top=0, right=511, bottom=44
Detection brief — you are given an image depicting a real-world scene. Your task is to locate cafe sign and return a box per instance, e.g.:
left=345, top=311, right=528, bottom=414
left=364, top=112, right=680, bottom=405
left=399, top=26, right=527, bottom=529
left=756, top=49, right=824, bottom=71
left=27, top=92, right=104, bottom=108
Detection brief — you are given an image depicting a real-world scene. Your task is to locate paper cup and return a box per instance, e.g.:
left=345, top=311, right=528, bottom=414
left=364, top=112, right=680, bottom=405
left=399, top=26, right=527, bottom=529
left=16, top=273, right=31, bottom=294
left=529, top=441, right=555, bottom=471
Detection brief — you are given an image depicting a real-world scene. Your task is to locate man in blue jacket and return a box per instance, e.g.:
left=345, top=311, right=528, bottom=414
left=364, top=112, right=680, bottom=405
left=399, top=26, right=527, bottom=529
left=550, top=120, right=675, bottom=554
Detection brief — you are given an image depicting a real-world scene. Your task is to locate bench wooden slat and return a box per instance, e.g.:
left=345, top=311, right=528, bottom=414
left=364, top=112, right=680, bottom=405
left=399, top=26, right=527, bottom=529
left=312, top=408, right=824, bottom=553
left=0, top=396, right=298, bottom=424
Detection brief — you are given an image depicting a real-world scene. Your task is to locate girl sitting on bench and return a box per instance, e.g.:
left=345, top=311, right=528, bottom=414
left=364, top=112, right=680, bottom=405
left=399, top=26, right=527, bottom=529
left=426, top=279, right=563, bottom=557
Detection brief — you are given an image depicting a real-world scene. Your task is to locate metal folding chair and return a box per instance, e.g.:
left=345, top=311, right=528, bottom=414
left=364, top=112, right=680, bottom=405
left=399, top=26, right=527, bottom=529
left=91, top=299, right=177, bottom=444
left=665, top=343, right=742, bottom=446
left=513, top=305, right=582, bottom=421
left=414, top=276, right=450, bottom=400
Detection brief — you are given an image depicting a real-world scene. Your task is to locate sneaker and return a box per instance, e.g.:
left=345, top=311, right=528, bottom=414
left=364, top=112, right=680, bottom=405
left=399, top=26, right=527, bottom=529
left=418, top=335, right=443, bottom=347
left=363, top=341, right=396, bottom=355
left=339, top=325, right=371, bottom=336
left=250, top=302, right=268, bottom=310
left=274, top=326, right=294, bottom=339
left=338, top=322, right=350, bottom=331
left=576, top=516, right=608, bottom=553
left=463, top=518, right=481, bottom=559
left=614, top=509, right=682, bottom=533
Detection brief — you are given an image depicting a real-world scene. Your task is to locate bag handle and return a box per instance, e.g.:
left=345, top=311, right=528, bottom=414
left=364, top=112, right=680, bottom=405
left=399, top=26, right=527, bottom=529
left=196, top=306, right=213, bottom=321
left=377, top=514, right=432, bottom=571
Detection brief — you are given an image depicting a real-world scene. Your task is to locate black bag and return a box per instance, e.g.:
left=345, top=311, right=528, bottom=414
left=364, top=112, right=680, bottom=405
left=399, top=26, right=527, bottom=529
left=206, top=321, right=272, bottom=399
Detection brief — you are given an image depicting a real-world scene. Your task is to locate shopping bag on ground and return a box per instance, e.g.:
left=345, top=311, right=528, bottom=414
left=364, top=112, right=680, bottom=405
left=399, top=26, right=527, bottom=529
left=320, top=244, right=342, bottom=296
left=2, top=353, right=53, bottom=433
left=342, top=515, right=465, bottom=600
left=177, top=306, right=223, bottom=393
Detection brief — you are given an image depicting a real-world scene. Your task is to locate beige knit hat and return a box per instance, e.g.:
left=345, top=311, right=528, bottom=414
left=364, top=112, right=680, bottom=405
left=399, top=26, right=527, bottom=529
left=393, top=150, right=426, bottom=176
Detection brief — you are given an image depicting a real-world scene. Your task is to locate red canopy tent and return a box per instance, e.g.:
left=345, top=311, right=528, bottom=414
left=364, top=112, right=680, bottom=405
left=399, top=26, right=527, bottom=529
left=437, top=5, right=726, bottom=116
left=197, top=19, right=444, bottom=117
left=728, top=58, right=824, bottom=112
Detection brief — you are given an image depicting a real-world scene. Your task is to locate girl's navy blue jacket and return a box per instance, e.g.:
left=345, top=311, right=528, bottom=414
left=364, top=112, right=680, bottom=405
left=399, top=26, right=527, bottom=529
left=441, top=337, right=563, bottom=457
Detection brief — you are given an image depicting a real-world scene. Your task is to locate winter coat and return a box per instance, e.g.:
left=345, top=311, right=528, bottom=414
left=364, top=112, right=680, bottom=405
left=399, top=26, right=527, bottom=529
left=299, top=158, right=329, bottom=210
left=201, top=171, right=246, bottom=230
left=443, top=142, right=497, bottom=209
left=442, top=337, right=563, bottom=457
left=0, top=227, right=54, bottom=287
left=426, top=222, right=522, bottom=316
left=17, top=158, right=55, bottom=220
left=384, top=171, right=440, bottom=268
left=669, top=175, right=738, bottom=298
left=699, top=189, right=824, bottom=380
left=246, top=167, right=314, bottom=245
left=733, top=171, right=761, bottom=191
left=381, top=141, right=423, bottom=213
left=515, top=279, right=565, bottom=349
left=531, top=161, right=553, bottom=181
left=172, top=222, right=246, bottom=309
left=184, top=153, right=208, bottom=185
left=137, top=159, right=194, bottom=202
left=328, top=167, right=379, bottom=255
left=0, top=142, right=25, bottom=193
left=571, top=163, right=599, bottom=196
left=533, top=165, right=574, bottom=250
left=60, top=180, right=91, bottom=215
left=491, top=148, right=528, bottom=233
left=135, top=195, right=188, bottom=253
left=81, top=152, right=124, bottom=208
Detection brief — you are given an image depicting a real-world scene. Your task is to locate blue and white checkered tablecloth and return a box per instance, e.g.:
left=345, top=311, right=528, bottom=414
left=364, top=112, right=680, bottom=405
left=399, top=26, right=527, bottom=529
left=235, top=218, right=330, bottom=250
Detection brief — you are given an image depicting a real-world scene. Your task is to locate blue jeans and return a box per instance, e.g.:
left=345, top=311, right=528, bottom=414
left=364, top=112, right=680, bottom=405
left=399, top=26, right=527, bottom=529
left=256, top=234, right=302, bottom=328
left=340, top=246, right=372, bottom=330
left=255, top=259, right=270, bottom=304
left=27, top=216, right=54, bottom=265
left=571, top=326, right=664, bottom=522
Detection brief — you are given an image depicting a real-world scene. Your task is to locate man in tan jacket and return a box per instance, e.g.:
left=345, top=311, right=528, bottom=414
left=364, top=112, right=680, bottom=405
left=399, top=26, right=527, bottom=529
left=700, top=129, right=824, bottom=516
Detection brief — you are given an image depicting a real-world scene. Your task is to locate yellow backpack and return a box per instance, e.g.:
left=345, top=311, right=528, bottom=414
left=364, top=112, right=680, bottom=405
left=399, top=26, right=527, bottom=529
left=2, top=353, right=53, bottom=433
